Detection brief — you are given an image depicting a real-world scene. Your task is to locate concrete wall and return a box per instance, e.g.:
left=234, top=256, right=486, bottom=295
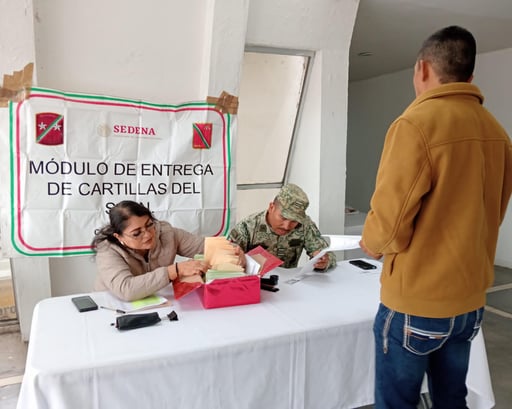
left=346, top=70, right=415, bottom=212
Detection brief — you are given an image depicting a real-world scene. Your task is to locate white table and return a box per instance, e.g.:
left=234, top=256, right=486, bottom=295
left=16, top=261, right=495, bottom=409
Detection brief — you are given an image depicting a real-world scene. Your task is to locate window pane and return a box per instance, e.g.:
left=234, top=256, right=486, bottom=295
left=237, top=52, right=308, bottom=185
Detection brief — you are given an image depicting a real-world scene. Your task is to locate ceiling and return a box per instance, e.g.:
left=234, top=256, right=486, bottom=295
left=349, top=0, right=512, bottom=81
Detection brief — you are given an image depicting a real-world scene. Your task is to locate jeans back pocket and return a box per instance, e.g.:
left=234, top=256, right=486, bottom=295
left=404, top=315, right=452, bottom=355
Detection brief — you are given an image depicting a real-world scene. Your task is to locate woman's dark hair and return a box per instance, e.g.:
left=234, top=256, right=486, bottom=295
left=91, top=201, right=155, bottom=252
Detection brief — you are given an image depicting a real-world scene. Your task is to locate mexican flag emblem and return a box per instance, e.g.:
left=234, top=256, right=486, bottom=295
left=192, top=123, right=212, bottom=149
left=35, top=112, right=64, bottom=145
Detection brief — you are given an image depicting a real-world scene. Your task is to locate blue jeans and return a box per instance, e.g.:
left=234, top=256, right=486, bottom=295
left=373, top=303, right=484, bottom=409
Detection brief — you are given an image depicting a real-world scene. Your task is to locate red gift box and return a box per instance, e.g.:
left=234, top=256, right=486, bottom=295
left=172, top=246, right=283, bottom=309
left=200, top=274, right=260, bottom=308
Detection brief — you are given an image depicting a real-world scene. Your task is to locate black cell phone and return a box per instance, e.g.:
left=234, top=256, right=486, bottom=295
left=71, top=296, right=98, bottom=312
left=349, top=259, right=377, bottom=270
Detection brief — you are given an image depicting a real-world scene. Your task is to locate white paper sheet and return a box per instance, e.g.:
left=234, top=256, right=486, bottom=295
left=245, top=254, right=262, bottom=275
left=285, top=235, right=362, bottom=284
left=322, top=235, right=361, bottom=251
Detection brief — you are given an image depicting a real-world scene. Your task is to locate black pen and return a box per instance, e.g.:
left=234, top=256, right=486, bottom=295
left=100, top=305, right=126, bottom=314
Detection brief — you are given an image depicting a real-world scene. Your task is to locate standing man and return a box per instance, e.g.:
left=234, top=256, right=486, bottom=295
left=228, top=183, right=336, bottom=270
left=360, top=26, right=512, bottom=408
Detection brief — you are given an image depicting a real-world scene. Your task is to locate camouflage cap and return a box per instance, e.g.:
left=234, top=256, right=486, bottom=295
left=275, top=183, right=309, bottom=224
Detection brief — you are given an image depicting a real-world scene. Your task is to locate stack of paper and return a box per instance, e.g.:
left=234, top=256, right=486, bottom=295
left=202, top=237, right=245, bottom=282
left=204, top=270, right=246, bottom=281
left=204, top=237, right=244, bottom=273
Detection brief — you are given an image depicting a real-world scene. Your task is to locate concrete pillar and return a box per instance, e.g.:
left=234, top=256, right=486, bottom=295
left=0, top=0, right=50, bottom=341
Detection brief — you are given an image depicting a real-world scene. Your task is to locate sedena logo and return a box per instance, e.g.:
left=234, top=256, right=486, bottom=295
left=112, top=124, right=156, bottom=136
left=192, top=123, right=212, bottom=149
left=35, top=112, right=64, bottom=146
left=96, top=123, right=157, bottom=138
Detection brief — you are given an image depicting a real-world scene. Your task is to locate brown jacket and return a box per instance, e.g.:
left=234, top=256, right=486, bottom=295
left=95, top=221, right=204, bottom=301
left=363, top=83, right=512, bottom=317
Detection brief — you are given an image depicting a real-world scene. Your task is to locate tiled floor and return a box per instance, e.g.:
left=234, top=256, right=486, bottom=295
left=0, top=327, right=25, bottom=409
left=1, top=266, right=511, bottom=409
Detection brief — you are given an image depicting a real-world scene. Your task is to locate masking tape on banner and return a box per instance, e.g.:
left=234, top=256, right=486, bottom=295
left=0, top=62, right=34, bottom=107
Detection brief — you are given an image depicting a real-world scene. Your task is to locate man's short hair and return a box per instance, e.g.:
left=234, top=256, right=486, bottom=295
left=417, top=25, right=476, bottom=83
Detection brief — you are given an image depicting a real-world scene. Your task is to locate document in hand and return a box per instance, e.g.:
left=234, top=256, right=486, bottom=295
left=286, top=235, right=362, bottom=284
left=322, top=235, right=362, bottom=251
left=299, top=235, right=361, bottom=275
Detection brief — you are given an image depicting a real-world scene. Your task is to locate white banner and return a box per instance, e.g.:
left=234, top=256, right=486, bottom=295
left=0, top=88, right=237, bottom=257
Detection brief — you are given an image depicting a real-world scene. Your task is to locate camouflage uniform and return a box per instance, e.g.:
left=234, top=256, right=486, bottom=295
left=228, top=184, right=336, bottom=269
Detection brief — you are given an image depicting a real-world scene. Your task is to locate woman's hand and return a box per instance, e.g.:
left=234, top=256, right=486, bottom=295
left=168, top=259, right=210, bottom=282
left=232, top=244, right=246, bottom=268
left=178, top=259, right=210, bottom=278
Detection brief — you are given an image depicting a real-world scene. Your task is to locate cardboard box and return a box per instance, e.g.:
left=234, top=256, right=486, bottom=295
left=172, top=246, right=282, bottom=309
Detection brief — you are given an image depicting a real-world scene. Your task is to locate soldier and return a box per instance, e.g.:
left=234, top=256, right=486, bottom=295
left=228, top=183, right=336, bottom=270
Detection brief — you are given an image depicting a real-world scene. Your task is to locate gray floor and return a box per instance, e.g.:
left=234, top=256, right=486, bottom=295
left=1, top=266, right=511, bottom=409
left=0, top=325, right=26, bottom=409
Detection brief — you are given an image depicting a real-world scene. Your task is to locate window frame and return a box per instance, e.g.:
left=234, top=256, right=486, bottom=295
left=236, top=46, right=314, bottom=191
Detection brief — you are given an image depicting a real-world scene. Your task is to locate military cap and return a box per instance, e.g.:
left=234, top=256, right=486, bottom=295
left=276, top=183, right=309, bottom=224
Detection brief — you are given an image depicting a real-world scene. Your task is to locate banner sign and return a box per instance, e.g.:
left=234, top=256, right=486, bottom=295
left=0, top=88, right=236, bottom=257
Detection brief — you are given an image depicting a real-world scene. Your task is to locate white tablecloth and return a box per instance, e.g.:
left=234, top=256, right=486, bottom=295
left=17, top=261, right=495, bottom=409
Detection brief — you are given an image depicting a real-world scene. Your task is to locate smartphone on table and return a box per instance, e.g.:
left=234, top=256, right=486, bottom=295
left=71, top=295, right=98, bottom=312
left=349, top=259, right=377, bottom=270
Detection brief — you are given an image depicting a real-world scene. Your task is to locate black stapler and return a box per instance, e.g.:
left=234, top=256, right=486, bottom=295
left=260, top=274, right=279, bottom=292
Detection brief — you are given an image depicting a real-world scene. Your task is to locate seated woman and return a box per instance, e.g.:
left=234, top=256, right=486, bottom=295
left=92, top=200, right=234, bottom=301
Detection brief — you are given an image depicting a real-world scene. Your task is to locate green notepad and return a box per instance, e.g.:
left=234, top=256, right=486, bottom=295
left=130, top=295, right=167, bottom=310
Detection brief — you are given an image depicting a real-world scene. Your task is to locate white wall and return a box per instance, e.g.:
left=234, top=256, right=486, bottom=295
left=475, top=48, right=512, bottom=268
left=347, top=70, right=415, bottom=212
left=2, top=0, right=359, bottom=339
left=33, top=0, right=209, bottom=102
left=347, top=48, right=512, bottom=268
